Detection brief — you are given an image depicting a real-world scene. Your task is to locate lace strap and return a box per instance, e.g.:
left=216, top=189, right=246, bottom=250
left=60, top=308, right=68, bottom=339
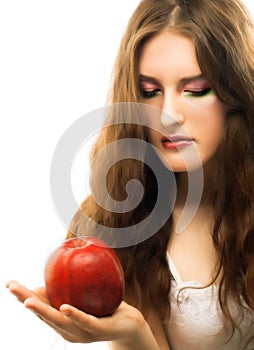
left=167, top=253, right=183, bottom=285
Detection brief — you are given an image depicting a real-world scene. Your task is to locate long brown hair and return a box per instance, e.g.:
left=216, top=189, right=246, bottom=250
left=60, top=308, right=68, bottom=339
left=67, top=0, right=254, bottom=328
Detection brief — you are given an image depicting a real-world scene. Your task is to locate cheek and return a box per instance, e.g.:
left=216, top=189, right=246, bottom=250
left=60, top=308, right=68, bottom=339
left=206, top=105, right=226, bottom=141
left=188, top=99, right=226, bottom=141
left=142, top=104, right=162, bottom=131
left=146, top=128, right=159, bottom=144
left=198, top=117, right=226, bottom=162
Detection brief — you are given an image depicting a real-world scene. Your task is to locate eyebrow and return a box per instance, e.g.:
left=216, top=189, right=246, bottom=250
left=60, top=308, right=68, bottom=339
left=139, top=73, right=206, bottom=88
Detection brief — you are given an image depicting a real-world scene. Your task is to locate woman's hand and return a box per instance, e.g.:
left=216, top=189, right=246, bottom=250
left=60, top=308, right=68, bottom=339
left=5, top=280, right=148, bottom=345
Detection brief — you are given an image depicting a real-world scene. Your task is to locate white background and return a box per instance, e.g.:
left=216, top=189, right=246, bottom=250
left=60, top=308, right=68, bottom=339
left=1, top=1, right=253, bottom=349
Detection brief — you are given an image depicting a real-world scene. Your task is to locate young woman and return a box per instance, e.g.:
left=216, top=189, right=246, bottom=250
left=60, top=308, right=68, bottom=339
left=6, top=0, right=254, bottom=349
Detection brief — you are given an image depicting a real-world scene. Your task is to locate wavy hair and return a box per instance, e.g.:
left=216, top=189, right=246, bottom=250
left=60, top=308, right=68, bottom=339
left=67, top=0, right=254, bottom=331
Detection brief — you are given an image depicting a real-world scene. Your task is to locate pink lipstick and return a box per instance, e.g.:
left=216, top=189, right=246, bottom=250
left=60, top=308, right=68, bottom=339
left=161, top=135, right=194, bottom=149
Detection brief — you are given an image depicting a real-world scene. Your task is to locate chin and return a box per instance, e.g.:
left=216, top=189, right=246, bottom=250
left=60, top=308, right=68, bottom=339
left=159, top=156, right=204, bottom=174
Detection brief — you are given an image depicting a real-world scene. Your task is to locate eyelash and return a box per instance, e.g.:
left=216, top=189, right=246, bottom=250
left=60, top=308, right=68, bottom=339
left=141, top=89, right=161, bottom=98
left=141, top=87, right=212, bottom=99
left=183, top=88, right=212, bottom=97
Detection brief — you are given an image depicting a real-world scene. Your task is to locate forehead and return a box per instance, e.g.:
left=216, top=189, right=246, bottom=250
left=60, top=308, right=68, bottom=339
left=139, top=30, right=202, bottom=79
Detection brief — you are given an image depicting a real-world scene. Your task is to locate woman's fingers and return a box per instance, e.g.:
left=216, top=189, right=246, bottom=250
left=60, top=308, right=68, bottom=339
left=59, top=302, right=143, bottom=341
left=6, top=281, right=105, bottom=342
left=60, top=304, right=99, bottom=327
left=24, top=297, right=78, bottom=339
left=24, top=297, right=95, bottom=343
left=6, top=281, right=35, bottom=303
left=59, top=304, right=107, bottom=340
left=6, top=281, right=143, bottom=344
left=6, top=281, right=49, bottom=305
left=24, top=297, right=69, bottom=326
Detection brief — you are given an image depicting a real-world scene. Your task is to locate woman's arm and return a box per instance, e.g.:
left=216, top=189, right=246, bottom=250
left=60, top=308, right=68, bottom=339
left=108, top=319, right=161, bottom=350
left=6, top=281, right=168, bottom=349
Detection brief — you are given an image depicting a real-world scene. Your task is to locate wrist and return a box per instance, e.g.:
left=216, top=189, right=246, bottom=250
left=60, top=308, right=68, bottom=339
left=109, top=318, right=160, bottom=350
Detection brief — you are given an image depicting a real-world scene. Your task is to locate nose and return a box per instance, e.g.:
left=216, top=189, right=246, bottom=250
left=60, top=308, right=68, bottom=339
left=160, top=92, right=185, bottom=127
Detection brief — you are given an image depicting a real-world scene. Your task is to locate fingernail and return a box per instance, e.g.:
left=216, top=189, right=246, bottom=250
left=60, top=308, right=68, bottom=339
left=8, top=282, right=17, bottom=291
left=62, top=310, right=71, bottom=317
left=60, top=305, right=71, bottom=317
left=24, top=297, right=34, bottom=307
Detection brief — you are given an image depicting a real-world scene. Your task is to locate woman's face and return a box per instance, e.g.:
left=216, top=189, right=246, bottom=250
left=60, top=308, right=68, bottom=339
left=139, top=30, right=227, bottom=172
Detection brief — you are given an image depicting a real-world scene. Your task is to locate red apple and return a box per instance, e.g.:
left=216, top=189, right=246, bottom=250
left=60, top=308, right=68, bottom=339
left=44, top=236, right=125, bottom=317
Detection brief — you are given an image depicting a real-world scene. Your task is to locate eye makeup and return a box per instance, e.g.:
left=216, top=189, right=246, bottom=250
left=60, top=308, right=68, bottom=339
left=183, top=88, right=213, bottom=98
left=139, top=74, right=213, bottom=99
left=182, top=79, right=213, bottom=98
left=139, top=77, right=161, bottom=98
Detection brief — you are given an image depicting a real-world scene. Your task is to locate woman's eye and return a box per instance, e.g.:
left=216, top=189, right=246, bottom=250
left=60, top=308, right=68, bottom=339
left=141, top=89, right=161, bottom=98
left=183, top=87, right=212, bottom=98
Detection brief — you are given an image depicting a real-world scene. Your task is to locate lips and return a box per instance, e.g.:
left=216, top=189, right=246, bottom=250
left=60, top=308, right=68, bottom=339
left=161, top=135, right=194, bottom=149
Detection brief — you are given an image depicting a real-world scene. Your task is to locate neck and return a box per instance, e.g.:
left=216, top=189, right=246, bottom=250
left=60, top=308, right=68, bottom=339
left=172, top=162, right=216, bottom=235
left=176, top=160, right=217, bottom=208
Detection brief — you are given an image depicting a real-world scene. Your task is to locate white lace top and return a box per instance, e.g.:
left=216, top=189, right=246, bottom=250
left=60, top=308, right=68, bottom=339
left=167, top=254, right=254, bottom=350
